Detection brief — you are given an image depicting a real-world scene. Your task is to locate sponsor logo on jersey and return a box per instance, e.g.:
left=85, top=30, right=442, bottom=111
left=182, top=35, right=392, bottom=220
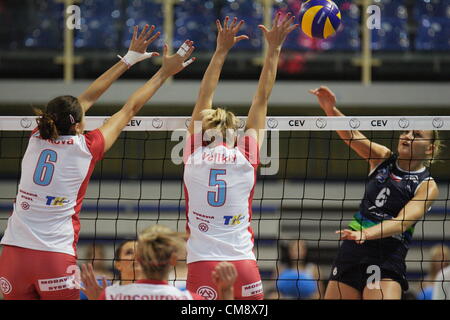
left=108, top=293, right=190, bottom=300
left=38, top=275, right=76, bottom=292
left=46, top=196, right=69, bottom=206
left=332, top=267, right=338, bottom=276
left=194, top=211, right=214, bottom=224
left=21, top=202, right=30, bottom=210
left=242, top=280, right=263, bottom=297
left=198, top=223, right=209, bottom=233
left=0, top=277, right=12, bottom=295
left=375, top=168, right=389, bottom=183
left=223, top=214, right=244, bottom=226
left=197, top=286, right=217, bottom=300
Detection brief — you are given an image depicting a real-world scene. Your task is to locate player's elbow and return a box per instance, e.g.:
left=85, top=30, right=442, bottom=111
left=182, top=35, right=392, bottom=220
left=123, top=100, right=142, bottom=118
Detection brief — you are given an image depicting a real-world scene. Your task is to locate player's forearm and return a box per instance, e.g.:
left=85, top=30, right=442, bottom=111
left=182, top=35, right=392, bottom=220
left=324, top=105, right=376, bottom=157
left=364, top=218, right=415, bottom=240
left=218, top=287, right=234, bottom=300
left=252, top=47, right=281, bottom=105
left=125, top=69, right=168, bottom=114
left=78, top=61, right=129, bottom=112
left=323, top=106, right=361, bottom=143
left=195, top=50, right=228, bottom=108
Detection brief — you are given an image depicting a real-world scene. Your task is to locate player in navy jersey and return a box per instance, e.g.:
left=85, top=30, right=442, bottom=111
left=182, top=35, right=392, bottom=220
left=310, top=86, right=441, bottom=299
left=0, top=25, right=195, bottom=300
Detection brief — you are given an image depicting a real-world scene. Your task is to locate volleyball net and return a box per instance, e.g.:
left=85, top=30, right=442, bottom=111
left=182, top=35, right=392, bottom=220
left=0, top=116, right=449, bottom=299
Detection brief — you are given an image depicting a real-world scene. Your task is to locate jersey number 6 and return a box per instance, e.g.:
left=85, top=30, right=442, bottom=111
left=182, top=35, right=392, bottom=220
left=33, top=149, right=57, bottom=186
left=208, top=169, right=227, bottom=207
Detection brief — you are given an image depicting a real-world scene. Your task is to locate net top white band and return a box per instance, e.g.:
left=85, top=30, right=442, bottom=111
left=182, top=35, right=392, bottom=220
left=1, top=116, right=449, bottom=131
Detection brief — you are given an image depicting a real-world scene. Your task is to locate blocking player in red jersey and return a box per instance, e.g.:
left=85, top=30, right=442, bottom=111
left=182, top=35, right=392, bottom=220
left=0, top=25, right=196, bottom=300
left=183, top=14, right=298, bottom=300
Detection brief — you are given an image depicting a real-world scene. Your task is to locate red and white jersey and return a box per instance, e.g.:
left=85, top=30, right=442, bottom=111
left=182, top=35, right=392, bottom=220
left=183, top=134, right=259, bottom=264
left=1, top=129, right=104, bottom=257
left=99, top=280, right=203, bottom=300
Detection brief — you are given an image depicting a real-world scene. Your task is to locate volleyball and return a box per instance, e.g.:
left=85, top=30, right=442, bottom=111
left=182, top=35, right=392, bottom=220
left=299, top=0, right=342, bottom=39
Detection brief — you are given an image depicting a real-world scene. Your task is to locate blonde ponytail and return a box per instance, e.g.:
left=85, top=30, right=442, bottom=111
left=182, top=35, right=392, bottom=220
left=429, top=130, right=445, bottom=165
left=201, top=108, right=239, bottom=140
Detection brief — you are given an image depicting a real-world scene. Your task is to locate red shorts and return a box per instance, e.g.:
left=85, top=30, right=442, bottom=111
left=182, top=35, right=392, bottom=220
left=0, top=245, right=80, bottom=300
left=187, top=260, right=264, bottom=300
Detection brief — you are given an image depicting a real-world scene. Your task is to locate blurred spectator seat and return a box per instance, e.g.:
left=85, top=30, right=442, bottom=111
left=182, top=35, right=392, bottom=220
left=323, top=20, right=360, bottom=51
left=0, top=0, right=17, bottom=49
left=122, top=0, right=164, bottom=51
left=23, top=0, right=64, bottom=49
left=75, top=0, right=121, bottom=50
left=372, top=19, right=409, bottom=51
left=415, top=17, right=450, bottom=51
left=414, top=0, right=450, bottom=19
left=174, top=0, right=216, bottom=51
left=374, top=0, right=408, bottom=20
left=220, top=0, right=264, bottom=51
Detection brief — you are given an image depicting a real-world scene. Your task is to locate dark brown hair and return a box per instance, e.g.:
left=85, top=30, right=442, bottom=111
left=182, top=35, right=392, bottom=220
left=34, top=95, right=83, bottom=140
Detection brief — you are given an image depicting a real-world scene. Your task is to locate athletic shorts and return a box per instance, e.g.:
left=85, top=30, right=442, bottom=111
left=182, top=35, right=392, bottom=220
left=0, top=245, right=80, bottom=300
left=329, top=240, right=409, bottom=292
left=187, top=260, right=264, bottom=300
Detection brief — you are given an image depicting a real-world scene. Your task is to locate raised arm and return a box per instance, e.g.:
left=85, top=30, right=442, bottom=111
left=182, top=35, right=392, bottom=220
left=99, top=41, right=196, bottom=153
left=188, top=17, right=248, bottom=135
left=77, top=25, right=160, bottom=113
left=338, top=180, right=439, bottom=243
left=310, top=86, right=392, bottom=171
left=246, top=12, right=298, bottom=147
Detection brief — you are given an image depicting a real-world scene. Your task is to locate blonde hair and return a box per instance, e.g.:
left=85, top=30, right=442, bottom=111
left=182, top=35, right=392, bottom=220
left=201, top=108, right=239, bottom=140
left=429, top=130, right=445, bottom=165
left=136, top=225, right=185, bottom=278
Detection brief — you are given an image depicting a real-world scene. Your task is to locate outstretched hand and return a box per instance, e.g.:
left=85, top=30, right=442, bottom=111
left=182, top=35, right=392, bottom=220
left=119, top=25, right=161, bottom=67
left=216, top=16, right=249, bottom=53
left=336, top=229, right=367, bottom=244
left=80, top=264, right=109, bottom=300
left=309, top=86, right=337, bottom=114
left=129, top=24, right=161, bottom=55
left=161, top=40, right=196, bottom=77
left=258, top=12, right=299, bottom=50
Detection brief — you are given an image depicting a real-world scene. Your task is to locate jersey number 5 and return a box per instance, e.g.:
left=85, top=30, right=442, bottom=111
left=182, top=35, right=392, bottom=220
left=208, top=169, right=227, bottom=207
left=33, top=149, right=57, bottom=186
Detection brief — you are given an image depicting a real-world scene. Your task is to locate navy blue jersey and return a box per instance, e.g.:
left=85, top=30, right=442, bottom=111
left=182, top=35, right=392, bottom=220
left=349, top=154, right=433, bottom=249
